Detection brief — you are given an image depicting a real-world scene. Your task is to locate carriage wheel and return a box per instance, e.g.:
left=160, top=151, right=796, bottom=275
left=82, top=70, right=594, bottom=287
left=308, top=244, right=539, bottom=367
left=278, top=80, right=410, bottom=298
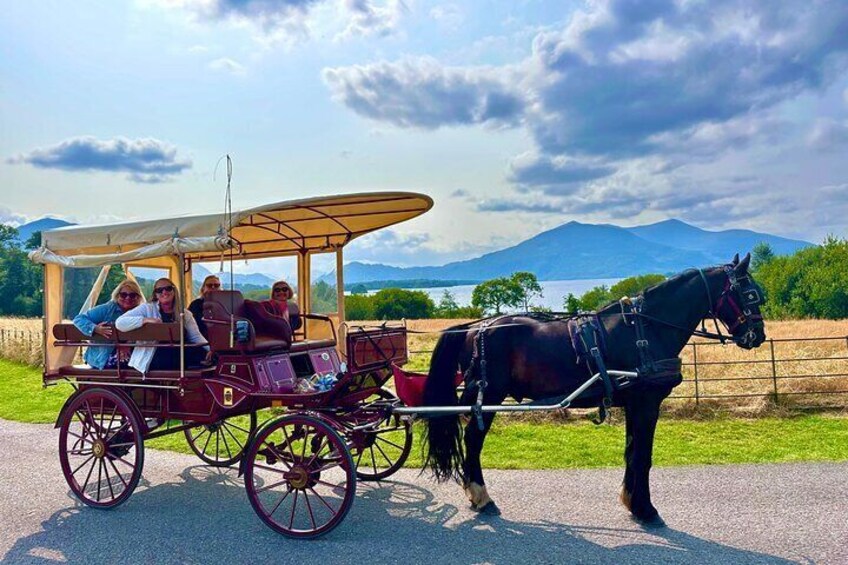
left=184, top=412, right=257, bottom=467
left=244, top=414, right=356, bottom=539
left=58, top=388, right=144, bottom=509
left=350, top=389, right=413, bottom=481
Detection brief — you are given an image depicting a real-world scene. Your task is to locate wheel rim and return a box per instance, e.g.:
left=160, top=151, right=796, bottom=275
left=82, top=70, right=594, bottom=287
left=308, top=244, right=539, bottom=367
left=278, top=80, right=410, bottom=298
left=350, top=390, right=413, bottom=481
left=185, top=412, right=257, bottom=467
left=59, top=389, right=144, bottom=509
left=245, top=415, right=355, bottom=539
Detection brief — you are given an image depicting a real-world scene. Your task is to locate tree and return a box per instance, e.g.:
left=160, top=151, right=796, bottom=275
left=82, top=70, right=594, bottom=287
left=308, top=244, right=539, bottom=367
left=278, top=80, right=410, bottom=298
left=310, top=280, right=337, bottom=313
left=350, top=284, right=368, bottom=295
left=563, top=292, right=581, bottom=313
left=436, top=289, right=459, bottom=316
left=575, top=285, right=612, bottom=311
left=510, top=271, right=542, bottom=311
left=751, top=241, right=775, bottom=272
left=345, top=294, right=376, bottom=320
left=609, top=274, right=666, bottom=300
left=371, top=288, right=434, bottom=319
left=471, top=277, right=522, bottom=315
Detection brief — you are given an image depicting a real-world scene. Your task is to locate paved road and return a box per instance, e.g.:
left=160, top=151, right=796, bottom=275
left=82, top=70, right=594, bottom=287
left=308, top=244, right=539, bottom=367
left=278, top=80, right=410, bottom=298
left=1, top=418, right=846, bottom=564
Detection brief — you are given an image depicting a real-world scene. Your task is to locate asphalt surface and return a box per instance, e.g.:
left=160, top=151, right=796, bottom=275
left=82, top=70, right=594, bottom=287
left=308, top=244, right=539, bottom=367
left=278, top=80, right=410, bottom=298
left=1, top=417, right=846, bottom=564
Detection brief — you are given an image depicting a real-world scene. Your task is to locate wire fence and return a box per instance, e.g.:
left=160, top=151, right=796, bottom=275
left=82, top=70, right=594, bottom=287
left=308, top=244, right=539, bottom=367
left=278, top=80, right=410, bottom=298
left=410, top=335, right=848, bottom=409
left=2, top=327, right=847, bottom=408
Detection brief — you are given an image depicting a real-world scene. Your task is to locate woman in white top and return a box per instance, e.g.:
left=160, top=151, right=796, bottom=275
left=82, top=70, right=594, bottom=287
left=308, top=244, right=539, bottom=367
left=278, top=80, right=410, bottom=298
left=116, top=277, right=209, bottom=374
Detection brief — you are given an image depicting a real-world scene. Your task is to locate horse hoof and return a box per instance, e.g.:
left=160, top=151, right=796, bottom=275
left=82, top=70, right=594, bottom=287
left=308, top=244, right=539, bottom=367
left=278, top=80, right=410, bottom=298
left=476, top=501, right=501, bottom=516
left=632, top=513, right=666, bottom=529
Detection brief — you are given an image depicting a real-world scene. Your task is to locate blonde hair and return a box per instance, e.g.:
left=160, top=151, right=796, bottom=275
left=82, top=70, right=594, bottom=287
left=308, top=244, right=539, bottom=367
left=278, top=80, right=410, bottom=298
left=270, top=280, right=294, bottom=300
left=150, top=277, right=180, bottom=305
left=110, top=279, right=143, bottom=302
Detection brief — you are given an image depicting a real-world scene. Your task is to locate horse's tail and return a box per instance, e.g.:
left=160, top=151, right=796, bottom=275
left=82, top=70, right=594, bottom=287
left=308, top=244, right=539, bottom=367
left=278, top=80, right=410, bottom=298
left=422, top=325, right=471, bottom=483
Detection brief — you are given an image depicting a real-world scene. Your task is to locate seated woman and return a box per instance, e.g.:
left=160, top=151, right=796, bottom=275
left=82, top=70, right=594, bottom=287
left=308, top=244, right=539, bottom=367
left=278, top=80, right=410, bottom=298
left=72, top=279, right=143, bottom=369
left=188, top=274, right=221, bottom=339
left=116, top=277, right=210, bottom=373
left=261, top=280, right=302, bottom=331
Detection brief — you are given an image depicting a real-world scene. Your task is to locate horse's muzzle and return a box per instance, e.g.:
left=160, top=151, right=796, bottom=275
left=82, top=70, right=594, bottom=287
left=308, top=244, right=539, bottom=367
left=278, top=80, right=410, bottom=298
left=735, top=324, right=766, bottom=349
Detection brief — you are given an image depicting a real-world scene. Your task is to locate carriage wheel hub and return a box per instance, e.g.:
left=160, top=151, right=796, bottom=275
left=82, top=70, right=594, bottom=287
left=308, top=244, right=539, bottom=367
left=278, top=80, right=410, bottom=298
left=92, top=440, right=106, bottom=459
left=288, top=466, right=309, bottom=489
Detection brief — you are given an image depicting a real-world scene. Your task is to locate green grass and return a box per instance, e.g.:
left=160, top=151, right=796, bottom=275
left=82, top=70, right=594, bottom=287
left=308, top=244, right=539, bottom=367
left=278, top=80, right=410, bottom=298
left=2, top=358, right=847, bottom=468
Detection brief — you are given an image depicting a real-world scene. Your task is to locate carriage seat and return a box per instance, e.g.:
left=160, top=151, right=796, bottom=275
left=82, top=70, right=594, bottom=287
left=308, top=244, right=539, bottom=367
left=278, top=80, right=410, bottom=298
left=202, top=290, right=292, bottom=353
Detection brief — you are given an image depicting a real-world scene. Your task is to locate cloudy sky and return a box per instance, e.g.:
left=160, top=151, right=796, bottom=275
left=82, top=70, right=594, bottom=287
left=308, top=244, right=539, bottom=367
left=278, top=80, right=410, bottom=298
left=2, top=0, right=847, bottom=273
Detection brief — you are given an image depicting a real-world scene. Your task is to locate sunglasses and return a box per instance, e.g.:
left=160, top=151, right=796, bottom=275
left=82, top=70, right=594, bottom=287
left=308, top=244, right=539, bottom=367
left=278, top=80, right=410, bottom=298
left=273, top=287, right=290, bottom=293
left=206, top=282, right=221, bottom=289
left=118, top=292, right=140, bottom=299
left=154, top=285, right=175, bottom=295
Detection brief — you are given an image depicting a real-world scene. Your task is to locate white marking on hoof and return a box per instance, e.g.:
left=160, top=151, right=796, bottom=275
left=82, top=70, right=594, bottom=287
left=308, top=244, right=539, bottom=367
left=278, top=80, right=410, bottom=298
left=464, top=482, right=493, bottom=511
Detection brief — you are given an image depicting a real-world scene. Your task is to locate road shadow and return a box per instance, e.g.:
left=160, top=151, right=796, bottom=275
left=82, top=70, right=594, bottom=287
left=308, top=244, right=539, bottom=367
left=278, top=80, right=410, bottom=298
left=3, top=466, right=793, bottom=565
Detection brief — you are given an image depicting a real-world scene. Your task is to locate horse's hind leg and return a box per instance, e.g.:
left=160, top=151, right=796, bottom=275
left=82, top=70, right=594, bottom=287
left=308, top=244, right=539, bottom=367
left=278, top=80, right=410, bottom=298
left=621, top=390, right=667, bottom=527
left=462, top=412, right=500, bottom=515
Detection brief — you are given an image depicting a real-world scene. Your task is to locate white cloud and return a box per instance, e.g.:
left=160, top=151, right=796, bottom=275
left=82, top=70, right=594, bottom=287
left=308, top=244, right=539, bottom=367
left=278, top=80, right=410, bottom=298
left=430, top=4, right=462, bottom=30
left=336, top=0, right=406, bottom=41
left=323, top=57, right=526, bottom=129
left=208, top=57, right=247, bottom=75
left=0, top=207, right=29, bottom=227
left=807, top=119, right=848, bottom=151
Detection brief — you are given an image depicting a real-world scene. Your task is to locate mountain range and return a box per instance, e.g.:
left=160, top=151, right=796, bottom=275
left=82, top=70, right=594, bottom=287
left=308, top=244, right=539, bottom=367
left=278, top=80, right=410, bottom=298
left=320, top=219, right=813, bottom=283
left=9, top=216, right=812, bottom=284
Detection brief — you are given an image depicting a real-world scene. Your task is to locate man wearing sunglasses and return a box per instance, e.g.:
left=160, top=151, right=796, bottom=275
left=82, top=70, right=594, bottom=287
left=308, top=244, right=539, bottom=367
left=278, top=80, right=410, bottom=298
left=188, top=275, right=222, bottom=339
left=73, top=279, right=143, bottom=369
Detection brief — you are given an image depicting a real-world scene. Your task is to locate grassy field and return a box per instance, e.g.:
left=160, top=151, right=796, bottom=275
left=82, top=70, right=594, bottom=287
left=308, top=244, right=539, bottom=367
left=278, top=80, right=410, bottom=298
left=2, top=358, right=846, bottom=468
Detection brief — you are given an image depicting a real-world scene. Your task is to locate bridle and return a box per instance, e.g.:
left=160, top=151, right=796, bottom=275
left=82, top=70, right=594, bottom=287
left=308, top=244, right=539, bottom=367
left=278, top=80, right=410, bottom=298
left=626, top=264, right=764, bottom=346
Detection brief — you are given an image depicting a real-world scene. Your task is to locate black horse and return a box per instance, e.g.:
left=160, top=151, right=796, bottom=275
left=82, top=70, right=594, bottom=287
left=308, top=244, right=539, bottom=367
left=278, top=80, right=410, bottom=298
left=423, top=254, right=766, bottom=527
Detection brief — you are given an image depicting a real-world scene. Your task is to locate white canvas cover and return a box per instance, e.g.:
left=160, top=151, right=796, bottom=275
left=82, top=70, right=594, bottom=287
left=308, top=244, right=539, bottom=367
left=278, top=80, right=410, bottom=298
left=35, top=192, right=433, bottom=262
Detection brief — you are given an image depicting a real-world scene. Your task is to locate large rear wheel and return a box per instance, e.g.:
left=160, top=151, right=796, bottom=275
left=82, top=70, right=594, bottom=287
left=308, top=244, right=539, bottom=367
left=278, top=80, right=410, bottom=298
left=244, top=414, right=356, bottom=539
left=58, top=388, right=144, bottom=509
left=184, top=412, right=257, bottom=467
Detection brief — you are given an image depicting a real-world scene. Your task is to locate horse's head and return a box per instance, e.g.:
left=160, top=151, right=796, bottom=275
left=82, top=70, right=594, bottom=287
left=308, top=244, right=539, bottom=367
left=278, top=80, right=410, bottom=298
left=713, top=253, right=766, bottom=349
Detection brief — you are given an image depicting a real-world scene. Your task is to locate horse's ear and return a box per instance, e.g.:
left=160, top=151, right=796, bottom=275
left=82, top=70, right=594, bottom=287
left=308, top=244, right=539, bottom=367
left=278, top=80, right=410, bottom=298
left=736, top=252, right=751, bottom=272
left=731, top=253, right=739, bottom=266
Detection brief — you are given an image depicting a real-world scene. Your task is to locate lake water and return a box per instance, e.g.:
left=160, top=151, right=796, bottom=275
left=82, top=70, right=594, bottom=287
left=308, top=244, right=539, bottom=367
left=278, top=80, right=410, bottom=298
left=377, top=278, right=621, bottom=311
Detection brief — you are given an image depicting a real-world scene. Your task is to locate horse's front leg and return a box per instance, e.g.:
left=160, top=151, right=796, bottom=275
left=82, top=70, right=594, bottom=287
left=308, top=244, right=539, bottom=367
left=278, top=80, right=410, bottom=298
left=462, top=411, right=500, bottom=515
left=621, top=391, right=666, bottom=527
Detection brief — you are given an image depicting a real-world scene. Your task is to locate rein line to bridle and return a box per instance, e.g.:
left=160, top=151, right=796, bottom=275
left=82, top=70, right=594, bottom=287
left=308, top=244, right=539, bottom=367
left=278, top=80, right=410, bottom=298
left=626, top=267, right=742, bottom=345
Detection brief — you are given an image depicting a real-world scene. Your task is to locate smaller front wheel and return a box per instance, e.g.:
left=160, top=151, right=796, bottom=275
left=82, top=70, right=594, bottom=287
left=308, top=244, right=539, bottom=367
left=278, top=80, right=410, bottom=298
left=184, top=412, right=257, bottom=467
left=244, top=414, right=356, bottom=539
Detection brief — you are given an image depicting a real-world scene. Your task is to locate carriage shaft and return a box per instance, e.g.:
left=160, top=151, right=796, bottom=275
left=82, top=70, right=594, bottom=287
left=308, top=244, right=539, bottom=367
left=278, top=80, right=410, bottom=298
left=392, top=370, right=636, bottom=416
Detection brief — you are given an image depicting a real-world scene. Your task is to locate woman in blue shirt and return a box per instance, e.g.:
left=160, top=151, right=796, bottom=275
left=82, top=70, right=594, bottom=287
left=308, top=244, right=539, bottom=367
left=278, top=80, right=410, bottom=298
left=72, top=279, right=143, bottom=369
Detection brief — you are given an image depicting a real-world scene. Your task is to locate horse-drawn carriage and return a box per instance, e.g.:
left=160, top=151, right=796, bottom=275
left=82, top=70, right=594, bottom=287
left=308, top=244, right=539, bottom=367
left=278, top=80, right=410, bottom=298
left=31, top=190, right=768, bottom=538
left=31, top=192, right=431, bottom=538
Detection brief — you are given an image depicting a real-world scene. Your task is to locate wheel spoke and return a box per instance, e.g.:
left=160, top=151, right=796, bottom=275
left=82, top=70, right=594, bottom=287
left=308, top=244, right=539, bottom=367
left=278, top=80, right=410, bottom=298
left=95, top=458, right=103, bottom=501
left=373, top=435, right=405, bottom=451
left=305, top=435, right=328, bottom=469
left=106, top=452, right=136, bottom=470
left=102, top=459, right=116, bottom=500
left=218, top=427, right=233, bottom=460
left=373, top=439, right=394, bottom=466
left=70, top=454, right=95, bottom=476
left=255, top=478, right=291, bottom=494
left=81, top=457, right=97, bottom=494
left=289, top=490, right=299, bottom=530
left=227, top=422, right=251, bottom=434
left=303, top=489, right=317, bottom=531
left=267, top=488, right=291, bottom=517
left=221, top=422, right=246, bottom=451
left=66, top=448, right=94, bottom=456
left=85, top=402, right=101, bottom=440
left=106, top=455, right=129, bottom=490
left=306, top=485, right=338, bottom=513
left=252, top=463, right=289, bottom=476
left=369, top=445, right=378, bottom=472
left=200, top=426, right=214, bottom=455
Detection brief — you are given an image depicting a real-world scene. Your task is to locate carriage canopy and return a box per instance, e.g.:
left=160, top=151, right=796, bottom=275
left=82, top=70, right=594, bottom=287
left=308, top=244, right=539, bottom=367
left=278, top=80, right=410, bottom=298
left=31, top=191, right=433, bottom=372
